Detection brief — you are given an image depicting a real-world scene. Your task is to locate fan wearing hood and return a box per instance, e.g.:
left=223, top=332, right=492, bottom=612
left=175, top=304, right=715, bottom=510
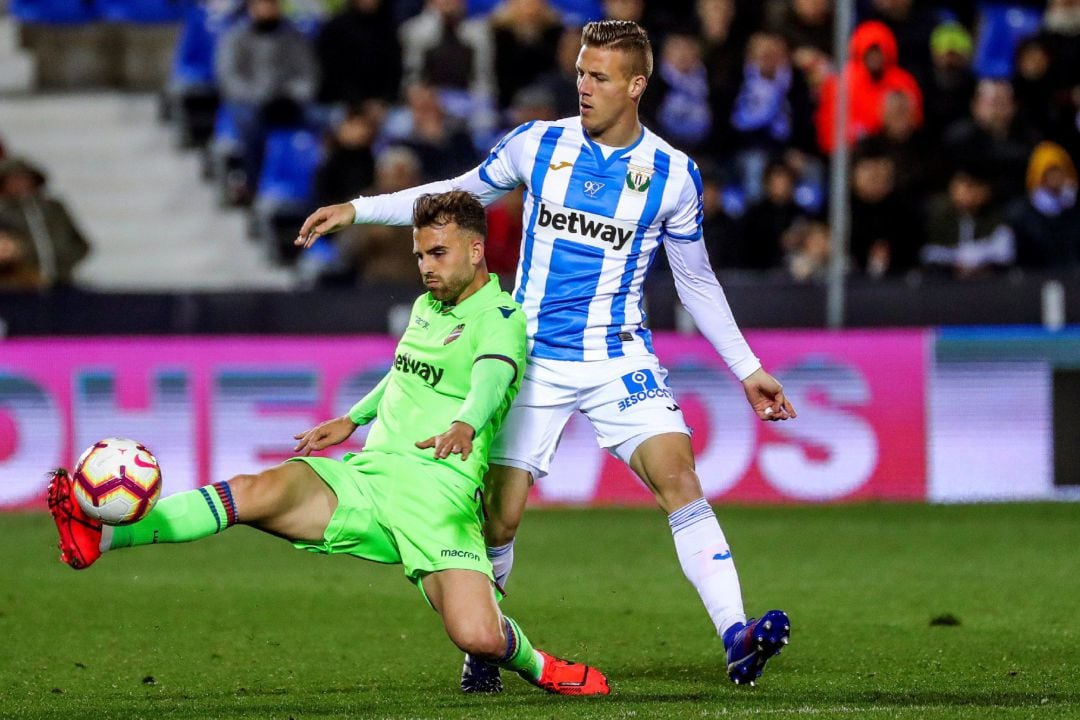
left=814, top=20, right=923, bottom=153
left=1007, top=141, right=1080, bottom=268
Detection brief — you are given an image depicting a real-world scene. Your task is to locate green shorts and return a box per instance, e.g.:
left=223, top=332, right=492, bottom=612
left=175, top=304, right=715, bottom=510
left=288, top=451, right=493, bottom=589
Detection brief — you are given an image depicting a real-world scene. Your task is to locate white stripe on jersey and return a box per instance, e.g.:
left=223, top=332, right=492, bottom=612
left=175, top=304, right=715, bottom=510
left=481, top=117, right=704, bottom=362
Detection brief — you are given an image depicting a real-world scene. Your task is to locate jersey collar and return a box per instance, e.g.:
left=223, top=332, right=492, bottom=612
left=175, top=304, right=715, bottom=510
left=582, top=123, right=646, bottom=171
left=428, top=273, right=501, bottom=318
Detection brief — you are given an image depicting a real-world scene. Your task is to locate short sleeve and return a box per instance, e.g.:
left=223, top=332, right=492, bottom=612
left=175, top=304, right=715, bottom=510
left=472, top=302, right=527, bottom=382
left=477, top=122, right=535, bottom=192
left=663, top=157, right=705, bottom=244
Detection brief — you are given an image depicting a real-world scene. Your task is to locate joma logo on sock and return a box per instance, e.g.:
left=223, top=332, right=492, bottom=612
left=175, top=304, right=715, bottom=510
left=441, top=548, right=481, bottom=562
left=534, top=202, right=636, bottom=251
left=394, top=353, right=444, bottom=387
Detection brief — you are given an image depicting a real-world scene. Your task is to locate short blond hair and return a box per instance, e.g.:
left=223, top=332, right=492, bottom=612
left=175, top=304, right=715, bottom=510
left=581, top=20, right=653, bottom=79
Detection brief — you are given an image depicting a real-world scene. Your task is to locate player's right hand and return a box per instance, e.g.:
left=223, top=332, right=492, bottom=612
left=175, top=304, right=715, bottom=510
left=742, top=368, right=796, bottom=422
left=295, top=202, right=357, bottom=249
left=293, top=415, right=358, bottom=456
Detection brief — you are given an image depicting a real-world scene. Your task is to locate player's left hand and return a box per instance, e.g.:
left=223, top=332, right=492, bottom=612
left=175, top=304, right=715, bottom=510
left=416, top=421, right=476, bottom=460
left=294, top=415, right=358, bottom=456
left=742, top=368, right=796, bottom=422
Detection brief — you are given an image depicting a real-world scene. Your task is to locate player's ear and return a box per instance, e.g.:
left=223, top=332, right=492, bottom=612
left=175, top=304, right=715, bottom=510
left=628, top=74, right=647, bottom=101
left=471, top=235, right=485, bottom=264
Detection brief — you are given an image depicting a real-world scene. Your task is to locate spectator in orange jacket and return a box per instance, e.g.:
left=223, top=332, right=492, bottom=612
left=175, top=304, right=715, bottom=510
left=815, top=20, right=923, bottom=153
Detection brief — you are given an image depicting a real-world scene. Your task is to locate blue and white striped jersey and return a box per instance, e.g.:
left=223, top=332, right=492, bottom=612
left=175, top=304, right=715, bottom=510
left=477, top=117, right=705, bottom=362
left=350, top=116, right=759, bottom=378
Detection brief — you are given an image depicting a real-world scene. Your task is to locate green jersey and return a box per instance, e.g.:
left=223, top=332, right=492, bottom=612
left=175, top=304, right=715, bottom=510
left=348, top=274, right=526, bottom=485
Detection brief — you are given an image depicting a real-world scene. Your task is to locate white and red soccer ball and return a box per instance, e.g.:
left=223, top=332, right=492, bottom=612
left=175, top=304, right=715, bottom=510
left=72, top=438, right=162, bottom=525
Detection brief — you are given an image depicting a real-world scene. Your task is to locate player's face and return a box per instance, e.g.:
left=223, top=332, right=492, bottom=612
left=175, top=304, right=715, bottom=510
left=576, top=45, right=645, bottom=141
left=414, top=223, right=483, bottom=303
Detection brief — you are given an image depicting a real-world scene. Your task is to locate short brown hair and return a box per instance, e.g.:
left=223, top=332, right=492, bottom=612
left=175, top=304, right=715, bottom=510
left=581, top=20, right=653, bottom=79
left=412, top=191, right=487, bottom=238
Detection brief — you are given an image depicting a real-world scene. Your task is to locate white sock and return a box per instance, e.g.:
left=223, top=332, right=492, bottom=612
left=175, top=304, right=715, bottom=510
left=487, top=541, right=515, bottom=591
left=99, top=525, right=114, bottom=553
left=669, top=498, right=746, bottom=638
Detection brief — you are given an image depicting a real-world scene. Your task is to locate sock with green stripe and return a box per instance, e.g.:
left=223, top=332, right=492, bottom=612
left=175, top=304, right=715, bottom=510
left=495, top=616, right=544, bottom=681
left=103, top=483, right=238, bottom=551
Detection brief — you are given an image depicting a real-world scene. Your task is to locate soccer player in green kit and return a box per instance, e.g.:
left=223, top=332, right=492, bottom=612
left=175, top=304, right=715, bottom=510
left=47, top=191, right=610, bottom=696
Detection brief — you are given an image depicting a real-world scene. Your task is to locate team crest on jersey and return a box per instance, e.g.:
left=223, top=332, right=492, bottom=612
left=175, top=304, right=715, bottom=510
left=625, top=163, right=653, bottom=192
left=443, top=323, right=465, bottom=345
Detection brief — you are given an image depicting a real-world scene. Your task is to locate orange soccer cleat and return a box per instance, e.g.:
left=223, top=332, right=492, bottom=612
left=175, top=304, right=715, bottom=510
left=47, top=468, right=102, bottom=569
left=527, top=650, right=610, bottom=696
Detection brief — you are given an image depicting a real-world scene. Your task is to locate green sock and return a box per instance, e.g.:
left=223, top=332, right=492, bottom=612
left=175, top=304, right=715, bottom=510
left=107, top=483, right=238, bottom=550
left=496, top=616, right=544, bottom=681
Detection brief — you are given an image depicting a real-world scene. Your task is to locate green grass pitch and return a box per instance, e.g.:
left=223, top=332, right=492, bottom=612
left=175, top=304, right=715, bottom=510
left=2, top=503, right=1078, bottom=719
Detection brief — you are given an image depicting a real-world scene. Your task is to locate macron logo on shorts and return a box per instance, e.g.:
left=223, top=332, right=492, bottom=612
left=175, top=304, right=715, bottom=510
left=617, top=369, right=673, bottom=412
left=441, top=548, right=482, bottom=562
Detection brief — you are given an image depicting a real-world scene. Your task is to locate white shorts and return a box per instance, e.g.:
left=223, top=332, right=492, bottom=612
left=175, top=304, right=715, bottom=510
left=489, top=354, right=691, bottom=478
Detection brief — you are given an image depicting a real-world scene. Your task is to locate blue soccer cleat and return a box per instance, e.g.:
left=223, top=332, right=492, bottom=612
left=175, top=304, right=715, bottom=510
left=460, top=653, right=503, bottom=693
left=723, top=610, right=790, bottom=686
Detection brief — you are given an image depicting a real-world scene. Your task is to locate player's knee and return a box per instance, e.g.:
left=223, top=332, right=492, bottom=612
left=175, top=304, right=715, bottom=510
left=225, top=471, right=287, bottom=522
left=653, top=468, right=704, bottom=513
left=484, top=513, right=520, bottom=547
left=448, top=624, right=505, bottom=660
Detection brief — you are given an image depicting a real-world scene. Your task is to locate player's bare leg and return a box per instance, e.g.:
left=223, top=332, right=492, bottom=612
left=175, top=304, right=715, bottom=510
left=483, top=464, right=532, bottom=549
left=50, top=462, right=336, bottom=569
left=423, top=569, right=609, bottom=696
left=628, top=432, right=702, bottom=513
left=225, top=462, right=337, bottom=543
left=631, top=432, right=789, bottom=685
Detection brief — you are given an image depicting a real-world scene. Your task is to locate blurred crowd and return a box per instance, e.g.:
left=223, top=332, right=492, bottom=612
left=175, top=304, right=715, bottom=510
left=4, top=0, right=1080, bottom=292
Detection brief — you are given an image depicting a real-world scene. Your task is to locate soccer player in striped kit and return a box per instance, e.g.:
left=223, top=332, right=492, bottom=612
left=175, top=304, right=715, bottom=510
left=298, top=20, right=796, bottom=690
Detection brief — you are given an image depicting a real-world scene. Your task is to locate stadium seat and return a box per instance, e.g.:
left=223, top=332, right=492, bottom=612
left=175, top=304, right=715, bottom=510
left=549, top=0, right=603, bottom=24
left=257, top=129, right=320, bottom=204
left=973, top=2, right=1043, bottom=79
left=465, top=0, right=601, bottom=22
left=254, top=129, right=321, bottom=264
left=205, top=103, right=245, bottom=195
left=10, top=0, right=99, bottom=24
left=721, top=184, right=747, bottom=219
left=95, top=0, right=187, bottom=23
left=170, top=3, right=217, bottom=87
left=211, top=104, right=242, bottom=152
left=464, top=0, right=497, bottom=15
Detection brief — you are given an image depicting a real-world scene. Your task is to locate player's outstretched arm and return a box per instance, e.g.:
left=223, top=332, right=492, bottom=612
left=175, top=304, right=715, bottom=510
left=295, top=167, right=512, bottom=250
left=295, top=202, right=357, bottom=249
left=742, top=368, right=796, bottom=421
left=416, top=421, right=477, bottom=460
left=294, top=415, right=359, bottom=456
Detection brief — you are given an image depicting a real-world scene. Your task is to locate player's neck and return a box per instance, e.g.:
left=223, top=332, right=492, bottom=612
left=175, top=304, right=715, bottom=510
left=586, top=115, right=642, bottom=149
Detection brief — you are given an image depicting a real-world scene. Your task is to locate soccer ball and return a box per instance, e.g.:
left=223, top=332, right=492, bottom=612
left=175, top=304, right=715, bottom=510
left=72, top=438, right=162, bottom=525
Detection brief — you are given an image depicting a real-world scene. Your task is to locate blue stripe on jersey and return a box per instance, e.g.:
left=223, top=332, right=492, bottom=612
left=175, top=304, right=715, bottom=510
left=492, top=120, right=536, bottom=156
left=665, top=228, right=702, bottom=241
left=606, top=149, right=670, bottom=357
left=688, top=156, right=705, bottom=229
left=636, top=242, right=663, bottom=353
left=533, top=239, right=605, bottom=360
left=516, top=126, right=564, bottom=305
left=480, top=121, right=537, bottom=190
left=567, top=144, right=623, bottom=217
left=478, top=164, right=517, bottom=191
